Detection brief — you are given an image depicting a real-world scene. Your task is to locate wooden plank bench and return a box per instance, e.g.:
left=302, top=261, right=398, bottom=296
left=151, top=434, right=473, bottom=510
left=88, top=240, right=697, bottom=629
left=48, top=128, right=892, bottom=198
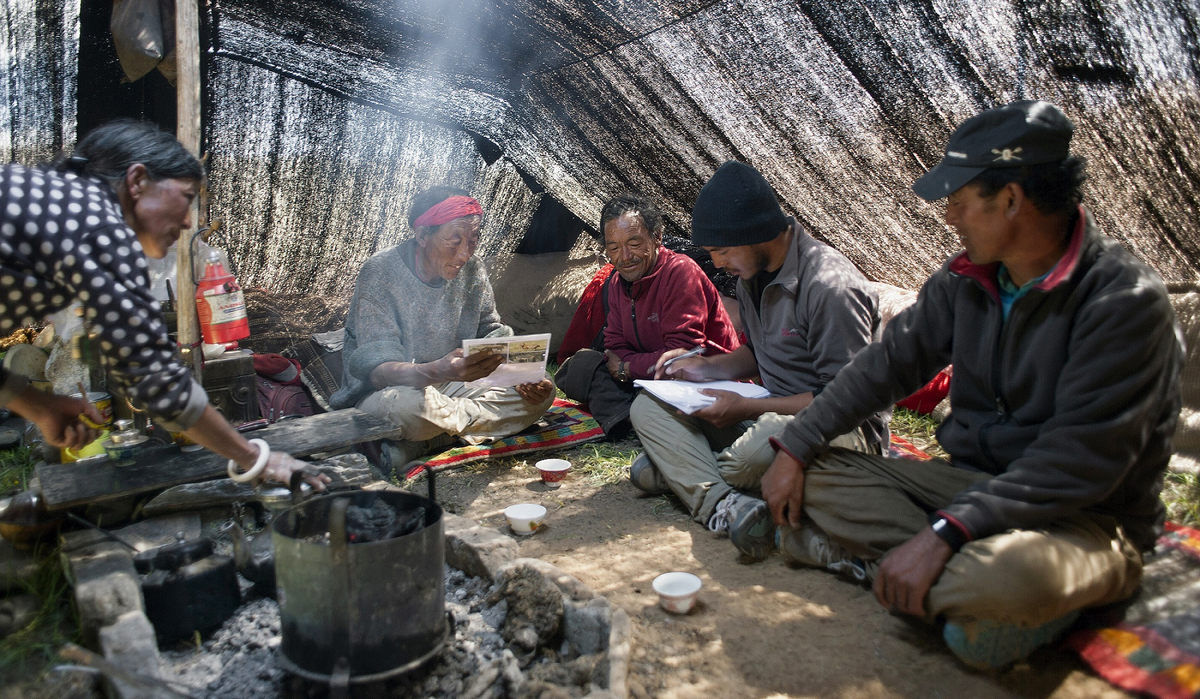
left=36, top=409, right=401, bottom=511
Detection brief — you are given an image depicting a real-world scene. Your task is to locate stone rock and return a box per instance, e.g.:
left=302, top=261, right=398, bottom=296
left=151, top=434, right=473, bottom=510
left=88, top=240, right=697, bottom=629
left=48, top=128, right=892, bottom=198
left=506, top=557, right=596, bottom=602
left=494, top=561, right=564, bottom=649
left=98, top=611, right=162, bottom=699
left=62, top=532, right=142, bottom=643
left=0, top=538, right=39, bottom=593
left=444, top=513, right=519, bottom=581
left=312, top=452, right=381, bottom=486
left=0, top=592, right=40, bottom=639
left=564, top=597, right=611, bottom=655
left=141, top=480, right=257, bottom=518
left=110, top=514, right=202, bottom=552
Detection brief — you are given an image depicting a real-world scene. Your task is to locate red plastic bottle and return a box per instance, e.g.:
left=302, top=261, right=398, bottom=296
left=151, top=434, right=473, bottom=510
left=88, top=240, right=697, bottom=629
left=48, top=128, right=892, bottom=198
left=195, top=248, right=250, bottom=344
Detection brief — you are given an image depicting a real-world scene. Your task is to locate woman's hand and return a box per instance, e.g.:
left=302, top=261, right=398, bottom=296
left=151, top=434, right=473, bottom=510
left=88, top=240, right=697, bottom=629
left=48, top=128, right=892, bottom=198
left=8, top=387, right=101, bottom=449
left=258, top=449, right=331, bottom=492
left=515, top=378, right=554, bottom=405
left=434, top=348, right=505, bottom=383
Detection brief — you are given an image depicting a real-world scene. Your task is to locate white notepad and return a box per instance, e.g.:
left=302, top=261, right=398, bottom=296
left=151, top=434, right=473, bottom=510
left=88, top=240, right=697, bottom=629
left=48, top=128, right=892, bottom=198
left=633, top=379, right=769, bottom=414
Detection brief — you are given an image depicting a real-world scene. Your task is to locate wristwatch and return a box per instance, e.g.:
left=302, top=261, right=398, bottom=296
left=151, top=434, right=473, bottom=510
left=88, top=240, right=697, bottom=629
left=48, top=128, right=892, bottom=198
left=616, top=362, right=630, bottom=383
left=929, top=513, right=969, bottom=552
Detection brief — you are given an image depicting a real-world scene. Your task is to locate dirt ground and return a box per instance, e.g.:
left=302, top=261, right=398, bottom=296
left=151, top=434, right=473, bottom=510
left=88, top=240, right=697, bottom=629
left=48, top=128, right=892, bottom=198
left=429, top=443, right=1133, bottom=699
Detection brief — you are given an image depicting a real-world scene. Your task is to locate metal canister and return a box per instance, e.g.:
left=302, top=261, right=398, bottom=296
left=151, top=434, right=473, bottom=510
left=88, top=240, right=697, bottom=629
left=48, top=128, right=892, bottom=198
left=273, top=491, right=448, bottom=683
left=69, top=391, right=113, bottom=429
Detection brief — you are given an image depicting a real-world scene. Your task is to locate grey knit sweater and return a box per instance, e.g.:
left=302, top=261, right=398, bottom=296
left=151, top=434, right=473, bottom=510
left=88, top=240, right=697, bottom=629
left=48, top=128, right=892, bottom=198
left=329, top=240, right=509, bottom=409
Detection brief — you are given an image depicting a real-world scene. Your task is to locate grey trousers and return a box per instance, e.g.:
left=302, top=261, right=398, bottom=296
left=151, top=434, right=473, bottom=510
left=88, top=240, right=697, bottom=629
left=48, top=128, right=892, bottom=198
left=801, top=448, right=1144, bottom=626
left=629, top=392, right=871, bottom=525
left=358, top=375, right=555, bottom=445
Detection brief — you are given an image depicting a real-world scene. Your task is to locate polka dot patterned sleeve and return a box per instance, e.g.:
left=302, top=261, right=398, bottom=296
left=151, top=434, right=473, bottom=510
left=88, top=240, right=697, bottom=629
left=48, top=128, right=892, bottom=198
left=0, top=164, right=208, bottom=431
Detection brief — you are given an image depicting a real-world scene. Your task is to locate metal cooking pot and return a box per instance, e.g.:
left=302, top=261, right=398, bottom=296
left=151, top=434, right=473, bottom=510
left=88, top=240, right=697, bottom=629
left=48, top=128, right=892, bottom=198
left=272, top=489, right=448, bottom=685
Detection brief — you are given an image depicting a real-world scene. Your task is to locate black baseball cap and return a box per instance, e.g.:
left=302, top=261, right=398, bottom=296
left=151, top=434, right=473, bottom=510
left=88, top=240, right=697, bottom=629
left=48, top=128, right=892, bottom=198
left=912, top=100, right=1075, bottom=201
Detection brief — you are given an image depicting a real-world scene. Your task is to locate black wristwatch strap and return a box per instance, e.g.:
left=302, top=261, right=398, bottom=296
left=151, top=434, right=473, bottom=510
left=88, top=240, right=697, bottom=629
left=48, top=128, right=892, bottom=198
left=928, top=512, right=969, bottom=552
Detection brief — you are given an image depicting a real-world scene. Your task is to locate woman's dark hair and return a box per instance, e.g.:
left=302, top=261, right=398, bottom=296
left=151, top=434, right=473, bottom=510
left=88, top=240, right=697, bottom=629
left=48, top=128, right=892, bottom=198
left=407, top=185, right=473, bottom=229
left=56, top=119, right=203, bottom=188
left=599, top=192, right=664, bottom=238
left=971, top=156, right=1087, bottom=216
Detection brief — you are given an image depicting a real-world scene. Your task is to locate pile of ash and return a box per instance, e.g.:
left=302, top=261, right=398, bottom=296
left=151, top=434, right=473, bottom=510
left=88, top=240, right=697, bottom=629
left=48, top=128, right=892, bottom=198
left=160, top=566, right=610, bottom=699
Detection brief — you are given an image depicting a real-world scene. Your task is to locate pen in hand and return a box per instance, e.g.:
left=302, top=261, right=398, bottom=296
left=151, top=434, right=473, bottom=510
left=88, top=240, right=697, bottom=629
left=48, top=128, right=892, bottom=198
left=661, top=345, right=706, bottom=373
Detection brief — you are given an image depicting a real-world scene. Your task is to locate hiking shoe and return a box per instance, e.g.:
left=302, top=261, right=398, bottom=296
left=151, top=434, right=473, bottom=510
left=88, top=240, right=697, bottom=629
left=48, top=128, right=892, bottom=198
left=629, top=453, right=671, bottom=495
left=727, top=496, right=776, bottom=560
left=777, top=523, right=868, bottom=581
left=942, top=611, right=1081, bottom=670
left=707, top=492, right=743, bottom=534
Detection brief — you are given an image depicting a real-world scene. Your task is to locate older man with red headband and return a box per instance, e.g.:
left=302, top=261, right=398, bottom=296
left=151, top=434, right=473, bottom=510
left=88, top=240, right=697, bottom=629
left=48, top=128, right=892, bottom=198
left=330, top=186, right=555, bottom=470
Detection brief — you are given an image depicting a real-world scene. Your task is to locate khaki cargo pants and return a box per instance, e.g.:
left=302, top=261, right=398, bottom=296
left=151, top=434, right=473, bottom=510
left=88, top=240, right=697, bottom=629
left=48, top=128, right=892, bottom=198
left=802, top=448, right=1144, bottom=626
left=630, top=392, right=873, bottom=525
left=358, top=376, right=555, bottom=445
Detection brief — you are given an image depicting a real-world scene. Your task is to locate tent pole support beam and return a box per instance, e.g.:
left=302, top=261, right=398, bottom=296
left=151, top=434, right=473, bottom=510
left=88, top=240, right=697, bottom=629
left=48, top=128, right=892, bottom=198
left=175, top=0, right=202, bottom=381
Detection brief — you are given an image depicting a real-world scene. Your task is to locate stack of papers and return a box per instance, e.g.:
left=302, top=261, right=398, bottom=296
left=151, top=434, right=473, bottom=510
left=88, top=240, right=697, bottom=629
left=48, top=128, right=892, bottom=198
left=633, top=379, right=769, bottom=414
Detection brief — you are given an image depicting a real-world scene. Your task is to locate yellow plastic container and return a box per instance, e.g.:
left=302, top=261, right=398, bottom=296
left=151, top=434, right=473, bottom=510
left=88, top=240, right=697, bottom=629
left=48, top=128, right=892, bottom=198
left=61, top=430, right=111, bottom=463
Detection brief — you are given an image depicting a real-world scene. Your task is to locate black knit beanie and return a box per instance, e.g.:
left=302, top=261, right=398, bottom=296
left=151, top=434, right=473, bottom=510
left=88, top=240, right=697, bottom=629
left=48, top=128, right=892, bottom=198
left=691, top=161, right=788, bottom=247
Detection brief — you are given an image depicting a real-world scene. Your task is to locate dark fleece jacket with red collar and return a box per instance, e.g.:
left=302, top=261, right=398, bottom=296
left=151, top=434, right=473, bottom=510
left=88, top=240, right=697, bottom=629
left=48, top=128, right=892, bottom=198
left=776, top=207, right=1184, bottom=551
left=604, top=247, right=740, bottom=380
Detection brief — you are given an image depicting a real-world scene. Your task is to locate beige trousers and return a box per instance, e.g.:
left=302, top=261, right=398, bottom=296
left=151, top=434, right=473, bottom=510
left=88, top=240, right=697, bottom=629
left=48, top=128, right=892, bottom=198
left=629, top=392, right=872, bottom=524
left=358, top=376, right=555, bottom=445
left=803, top=448, right=1144, bottom=626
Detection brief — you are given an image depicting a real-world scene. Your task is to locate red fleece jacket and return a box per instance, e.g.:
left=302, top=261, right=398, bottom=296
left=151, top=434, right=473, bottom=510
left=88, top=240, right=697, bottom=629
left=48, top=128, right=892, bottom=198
left=604, top=247, right=739, bottom=380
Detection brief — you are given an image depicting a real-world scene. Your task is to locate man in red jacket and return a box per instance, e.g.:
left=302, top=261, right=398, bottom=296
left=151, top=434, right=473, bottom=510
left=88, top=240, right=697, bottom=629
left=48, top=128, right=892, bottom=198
left=556, top=193, right=738, bottom=438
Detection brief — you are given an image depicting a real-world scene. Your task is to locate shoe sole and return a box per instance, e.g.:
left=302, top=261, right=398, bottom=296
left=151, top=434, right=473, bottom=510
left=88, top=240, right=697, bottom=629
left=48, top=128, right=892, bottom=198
left=729, top=500, right=776, bottom=561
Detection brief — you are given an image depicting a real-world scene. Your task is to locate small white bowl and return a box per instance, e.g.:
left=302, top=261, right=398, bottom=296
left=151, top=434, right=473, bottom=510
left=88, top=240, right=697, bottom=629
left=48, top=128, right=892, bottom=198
left=504, top=503, right=547, bottom=536
left=535, top=458, right=571, bottom=488
left=652, top=572, right=702, bottom=614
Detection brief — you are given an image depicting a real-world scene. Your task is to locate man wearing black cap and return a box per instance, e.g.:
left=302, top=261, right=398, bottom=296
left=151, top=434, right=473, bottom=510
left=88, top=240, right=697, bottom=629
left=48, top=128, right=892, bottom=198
left=751, top=100, right=1183, bottom=668
left=628, top=160, right=885, bottom=542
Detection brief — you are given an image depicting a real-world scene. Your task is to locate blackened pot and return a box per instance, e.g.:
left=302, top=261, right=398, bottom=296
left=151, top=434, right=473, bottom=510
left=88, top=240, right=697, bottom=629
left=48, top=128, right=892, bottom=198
left=272, top=490, right=448, bottom=683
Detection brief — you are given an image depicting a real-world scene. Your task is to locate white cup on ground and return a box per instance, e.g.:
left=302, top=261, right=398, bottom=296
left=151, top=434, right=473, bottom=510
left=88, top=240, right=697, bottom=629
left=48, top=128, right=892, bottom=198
left=504, top=503, right=547, bottom=536
left=535, top=458, right=571, bottom=488
left=652, top=572, right=702, bottom=614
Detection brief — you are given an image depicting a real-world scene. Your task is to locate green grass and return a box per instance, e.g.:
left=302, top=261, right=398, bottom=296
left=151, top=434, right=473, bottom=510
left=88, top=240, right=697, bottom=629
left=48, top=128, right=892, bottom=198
left=562, top=439, right=640, bottom=485
left=889, top=407, right=949, bottom=461
left=0, top=445, right=37, bottom=497
left=0, top=545, right=81, bottom=687
left=1163, top=469, right=1200, bottom=527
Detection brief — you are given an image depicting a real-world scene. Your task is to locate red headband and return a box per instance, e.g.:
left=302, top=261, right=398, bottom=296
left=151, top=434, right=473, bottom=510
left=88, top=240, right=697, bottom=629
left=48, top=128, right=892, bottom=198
left=412, top=195, right=483, bottom=228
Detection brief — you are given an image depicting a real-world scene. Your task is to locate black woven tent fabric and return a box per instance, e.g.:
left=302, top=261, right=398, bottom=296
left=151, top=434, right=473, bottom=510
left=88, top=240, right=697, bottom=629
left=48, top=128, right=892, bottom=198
left=3, top=0, right=1198, bottom=296
left=203, top=0, right=1200, bottom=297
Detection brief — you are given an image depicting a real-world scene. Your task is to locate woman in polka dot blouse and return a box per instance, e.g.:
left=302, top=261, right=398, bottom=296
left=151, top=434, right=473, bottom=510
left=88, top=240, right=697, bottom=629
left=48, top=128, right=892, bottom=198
left=0, top=120, right=327, bottom=491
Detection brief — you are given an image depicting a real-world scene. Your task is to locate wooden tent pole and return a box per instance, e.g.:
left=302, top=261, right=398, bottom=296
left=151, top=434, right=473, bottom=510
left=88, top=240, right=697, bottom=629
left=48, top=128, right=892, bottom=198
left=175, top=0, right=202, bottom=378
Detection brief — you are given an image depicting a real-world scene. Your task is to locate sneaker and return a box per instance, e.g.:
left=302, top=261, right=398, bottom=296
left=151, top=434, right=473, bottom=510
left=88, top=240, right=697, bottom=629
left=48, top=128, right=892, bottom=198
left=942, top=611, right=1081, bottom=670
left=727, top=496, right=776, bottom=560
left=776, top=523, right=868, bottom=581
left=629, top=453, right=671, bottom=495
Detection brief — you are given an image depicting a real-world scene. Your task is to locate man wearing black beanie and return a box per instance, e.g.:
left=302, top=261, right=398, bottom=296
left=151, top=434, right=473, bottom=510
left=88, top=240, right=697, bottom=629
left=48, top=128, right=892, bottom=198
left=628, top=160, right=885, bottom=551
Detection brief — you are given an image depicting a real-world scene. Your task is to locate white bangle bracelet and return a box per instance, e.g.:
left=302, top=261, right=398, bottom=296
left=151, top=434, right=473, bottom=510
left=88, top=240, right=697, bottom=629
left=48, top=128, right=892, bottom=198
left=227, top=439, right=270, bottom=483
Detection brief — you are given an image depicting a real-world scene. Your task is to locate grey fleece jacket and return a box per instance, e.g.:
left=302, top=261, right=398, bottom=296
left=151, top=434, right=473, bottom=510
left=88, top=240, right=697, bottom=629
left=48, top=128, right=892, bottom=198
left=740, top=220, right=887, bottom=446
left=776, top=207, right=1184, bottom=551
left=329, top=240, right=508, bottom=409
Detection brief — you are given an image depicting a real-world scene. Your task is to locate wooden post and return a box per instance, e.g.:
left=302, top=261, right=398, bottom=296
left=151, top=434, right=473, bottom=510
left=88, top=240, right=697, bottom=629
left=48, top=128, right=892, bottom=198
left=175, top=0, right=202, bottom=379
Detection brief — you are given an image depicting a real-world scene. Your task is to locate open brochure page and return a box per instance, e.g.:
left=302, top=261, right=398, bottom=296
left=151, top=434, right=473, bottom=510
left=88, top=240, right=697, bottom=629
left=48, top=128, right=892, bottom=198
left=633, top=379, right=769, bottom=414
left=463, top=333, right=551, bottom=388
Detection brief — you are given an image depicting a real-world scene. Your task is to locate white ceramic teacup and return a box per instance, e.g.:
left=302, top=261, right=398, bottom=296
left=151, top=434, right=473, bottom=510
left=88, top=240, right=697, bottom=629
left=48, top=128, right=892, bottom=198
left=652, top=572, right=702, bottom=614
left=504, top=503, right=547, bottom=536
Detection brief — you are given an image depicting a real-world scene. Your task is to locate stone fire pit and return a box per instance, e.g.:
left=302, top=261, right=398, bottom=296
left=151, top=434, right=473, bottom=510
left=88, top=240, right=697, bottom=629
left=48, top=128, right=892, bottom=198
left=59, top=456, right=630, bottom=699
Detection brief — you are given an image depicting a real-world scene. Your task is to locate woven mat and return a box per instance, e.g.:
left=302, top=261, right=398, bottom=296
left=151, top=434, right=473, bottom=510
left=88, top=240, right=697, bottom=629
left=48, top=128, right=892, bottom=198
left=1066, top=521, right=1200, bottom=699
left=404, top=398, right=604, bottom=478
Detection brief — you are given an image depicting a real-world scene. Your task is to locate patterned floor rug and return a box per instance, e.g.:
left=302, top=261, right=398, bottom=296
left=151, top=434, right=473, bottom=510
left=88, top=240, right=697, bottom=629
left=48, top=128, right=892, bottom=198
left=404, top=398, right=604, bottom=478
left=1066, top=521, right=1200, bottom=699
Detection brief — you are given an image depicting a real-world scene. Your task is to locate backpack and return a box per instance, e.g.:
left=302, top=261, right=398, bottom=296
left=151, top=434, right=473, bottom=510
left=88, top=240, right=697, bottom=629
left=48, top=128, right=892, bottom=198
left=255, top=376, right=314, bottom=423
